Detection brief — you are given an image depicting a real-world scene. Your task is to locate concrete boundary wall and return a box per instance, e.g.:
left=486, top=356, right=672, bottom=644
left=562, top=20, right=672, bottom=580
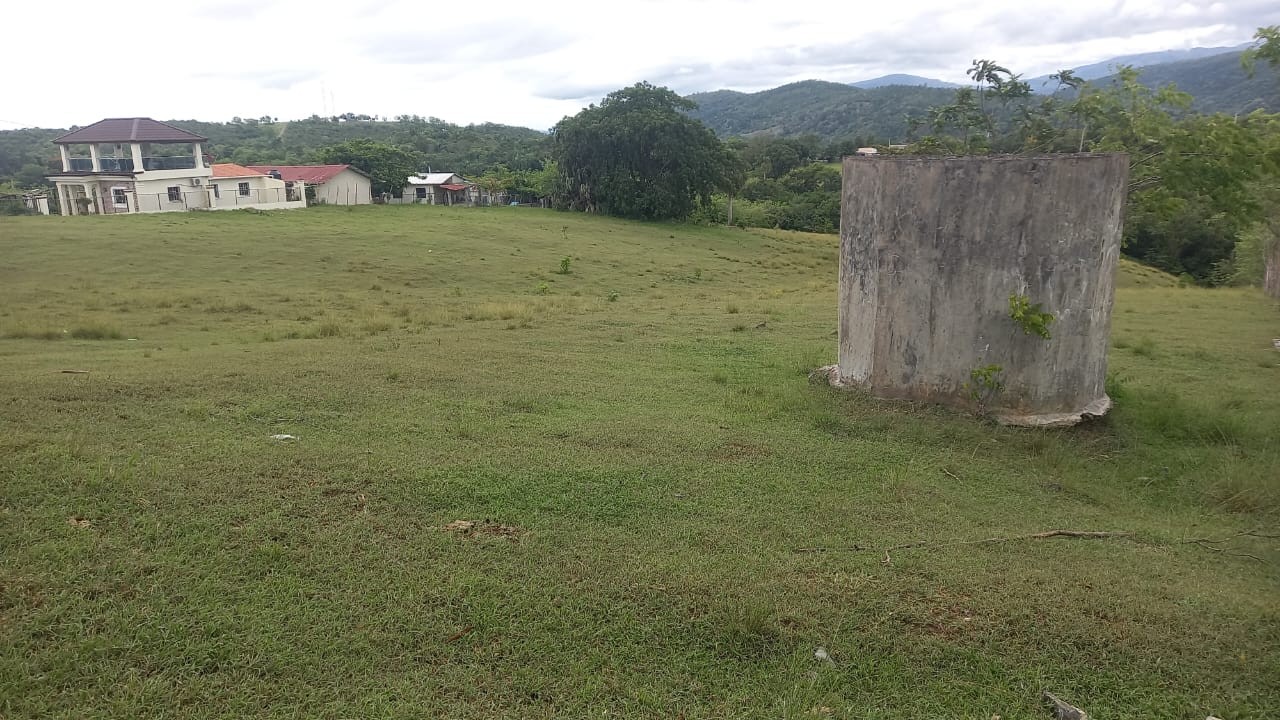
left=836, top=154, right=1129, bottom=426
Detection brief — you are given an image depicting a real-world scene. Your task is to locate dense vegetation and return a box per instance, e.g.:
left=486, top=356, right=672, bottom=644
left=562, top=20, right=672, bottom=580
left=1113, top=50, right=1280, bottom=115
left=904, top=52, right=1280, bottom=285
left=550, top=83, right=739, bottom=219
left=685, top=51, right=1280, bottom=143
left=687, top=81, right=953, bottom=143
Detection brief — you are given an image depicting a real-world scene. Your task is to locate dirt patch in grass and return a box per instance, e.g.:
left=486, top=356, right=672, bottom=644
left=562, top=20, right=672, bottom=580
left=439, top=519, right=523, bottom=541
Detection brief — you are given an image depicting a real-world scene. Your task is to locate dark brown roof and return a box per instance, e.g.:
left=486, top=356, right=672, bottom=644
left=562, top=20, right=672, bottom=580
left=54, top=118, right=207, bottom=144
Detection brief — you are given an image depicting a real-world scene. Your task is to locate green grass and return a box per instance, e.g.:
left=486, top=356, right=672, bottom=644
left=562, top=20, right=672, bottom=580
left=1, top=206, right=1277, bottom=719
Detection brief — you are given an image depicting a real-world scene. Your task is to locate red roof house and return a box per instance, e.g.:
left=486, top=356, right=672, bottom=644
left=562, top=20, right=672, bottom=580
left=245, top=164, right=372, bottom=205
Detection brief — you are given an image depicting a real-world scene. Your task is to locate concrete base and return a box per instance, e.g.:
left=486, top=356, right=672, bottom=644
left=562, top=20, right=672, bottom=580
left=813, top=364, right=1109, bottom=427
left=991, top=394, right=1112, bottom=428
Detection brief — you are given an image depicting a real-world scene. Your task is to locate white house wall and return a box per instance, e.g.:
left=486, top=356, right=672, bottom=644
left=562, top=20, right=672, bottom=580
left=315, top=169, right=371, bottom=205
left=133, top=177, right=211, bottom=212
left=209, top=175, right=289, bottom=209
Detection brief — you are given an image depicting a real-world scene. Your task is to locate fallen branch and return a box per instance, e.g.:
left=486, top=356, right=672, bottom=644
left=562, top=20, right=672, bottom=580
left=797, top=529, right=1130, bottom=555
left=1179, top=529, right=1277, bottom=564
left=1186, top=529, right=1280, bottom=544
left=1185, top=540, right=1266, bottom=564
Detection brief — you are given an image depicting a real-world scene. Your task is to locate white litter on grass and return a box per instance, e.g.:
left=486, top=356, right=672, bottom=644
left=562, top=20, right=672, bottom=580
left=813, top=647, right=835, bottom=666
left=270, top=434, right=298, bottom=441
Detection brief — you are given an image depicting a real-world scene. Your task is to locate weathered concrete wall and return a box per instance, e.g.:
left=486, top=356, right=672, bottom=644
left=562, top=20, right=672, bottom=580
left=1265, top=238, right=1280, bottom=300
left=837, top=155, right=1129, bottom=426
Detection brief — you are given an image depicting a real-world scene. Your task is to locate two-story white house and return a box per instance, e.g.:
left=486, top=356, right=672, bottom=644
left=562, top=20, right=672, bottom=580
left=47, top=118, right=304, bottom=215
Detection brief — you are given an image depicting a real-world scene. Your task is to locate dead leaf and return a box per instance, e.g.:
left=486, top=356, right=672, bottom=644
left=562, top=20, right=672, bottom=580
left=445, top=625, right=474, bottom=643
left=67, top=517, right=91, bottom=528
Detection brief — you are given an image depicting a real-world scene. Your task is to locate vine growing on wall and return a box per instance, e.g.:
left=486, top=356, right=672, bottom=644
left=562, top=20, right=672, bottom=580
left=1008, top=294, right=1055, bottom=339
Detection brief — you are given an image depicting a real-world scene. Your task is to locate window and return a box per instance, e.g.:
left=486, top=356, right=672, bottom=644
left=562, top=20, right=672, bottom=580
left=111, top=187, right=129, bottom=208
left=238, top=182, right=250, bottom=197
left=212, top=184, right=220, bottom=199
left=415, top=187, right=427, bottom=199
left=167, top=186, right=181, bottom=202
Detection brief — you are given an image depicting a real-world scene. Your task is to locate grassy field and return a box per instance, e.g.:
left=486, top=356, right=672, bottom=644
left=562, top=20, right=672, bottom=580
left=1, top=206, right=1277, bottom=719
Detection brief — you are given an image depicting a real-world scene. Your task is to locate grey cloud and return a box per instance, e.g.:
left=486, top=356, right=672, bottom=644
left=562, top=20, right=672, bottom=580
left=973, top=1, right=1280, bottom=48
left=615, top=2, right=1280, bottom=97
left=362, top=22, right=573, bottom=64
left=532, top=81, right=624, bottom=101
left=193, top=67, right=320, bottom=91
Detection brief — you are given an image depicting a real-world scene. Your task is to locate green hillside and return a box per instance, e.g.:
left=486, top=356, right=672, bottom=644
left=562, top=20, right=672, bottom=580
left=686, top=81, right=953, bottom=141
left=1098, top=51, right=1280, bottom=115
left=685, top=53, right=1280, bottom=142
left=0, top=117, right=549, bottom=186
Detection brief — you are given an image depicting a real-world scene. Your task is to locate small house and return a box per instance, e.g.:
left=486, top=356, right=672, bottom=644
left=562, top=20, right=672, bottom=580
left=401, top=172, right=477, bottom=205
left=246, top=164, right=372, bottom=205
left=209, top=164, right=304, bottom=209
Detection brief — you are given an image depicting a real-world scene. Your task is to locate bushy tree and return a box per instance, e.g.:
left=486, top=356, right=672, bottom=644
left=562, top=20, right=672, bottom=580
left=316, top=140, right=422, bottom=196
left=551, top=83, right=738, bottom=219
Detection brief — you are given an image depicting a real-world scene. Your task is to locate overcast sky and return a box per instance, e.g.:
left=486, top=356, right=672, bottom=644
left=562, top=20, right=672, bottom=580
left=4, top=1, right=1276, bottom=131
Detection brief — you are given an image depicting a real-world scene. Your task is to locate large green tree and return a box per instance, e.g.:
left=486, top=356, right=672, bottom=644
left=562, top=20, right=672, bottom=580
left=551, top=82, right=737, bottom=219
left=315, top=139, right=422, bottom=196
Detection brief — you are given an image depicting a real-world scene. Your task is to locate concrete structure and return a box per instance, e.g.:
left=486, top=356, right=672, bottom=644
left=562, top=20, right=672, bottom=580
left=47, top=118, right=212, bottom=215
left=1, top=192, right=51, bottom=215
left=208, top=164, right=306, bottom=211
left=26, top=194, right=51, bottom=215
left=247, top=165, right=372, bottom=205
left=398, top=172, right=479, bottom=205
left=834, top=154, right=1129, bottom=426
left=1265, top=239, right=1280, bottom=299
left=46, top=118, right=304, bottom=214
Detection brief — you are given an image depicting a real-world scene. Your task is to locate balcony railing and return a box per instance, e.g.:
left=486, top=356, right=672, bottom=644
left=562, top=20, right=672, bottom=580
left=65, top=156, right=197, bottom=172
left=143, top=156, right=197, bottom=170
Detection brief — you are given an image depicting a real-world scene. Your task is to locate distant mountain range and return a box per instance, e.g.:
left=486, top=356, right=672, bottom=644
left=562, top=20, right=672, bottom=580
left=688, top=45, right=1278, bottom=141
left=687, top=81, right=951, bottom=141
left=1024, top=43, right=1252, bottom=90
left=849, top=74, right=960, bottom=90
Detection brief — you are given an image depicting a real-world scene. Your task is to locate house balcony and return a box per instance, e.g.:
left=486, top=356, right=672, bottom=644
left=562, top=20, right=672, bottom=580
left=66, top=156, right=198, bottom=173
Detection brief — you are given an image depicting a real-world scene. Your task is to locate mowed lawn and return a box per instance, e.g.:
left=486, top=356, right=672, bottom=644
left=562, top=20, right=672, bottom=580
left=1, top=206, right=1277, bottom=719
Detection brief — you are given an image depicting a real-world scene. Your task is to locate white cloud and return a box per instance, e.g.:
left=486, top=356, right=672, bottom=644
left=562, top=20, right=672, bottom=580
left=2, top=0, right=1274, bottom=130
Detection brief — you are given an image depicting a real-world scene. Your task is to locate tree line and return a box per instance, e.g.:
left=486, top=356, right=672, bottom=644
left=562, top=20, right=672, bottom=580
left=4, top=27, right=1278, bottom=285
left=545, top=26, right=1280, bottom=286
